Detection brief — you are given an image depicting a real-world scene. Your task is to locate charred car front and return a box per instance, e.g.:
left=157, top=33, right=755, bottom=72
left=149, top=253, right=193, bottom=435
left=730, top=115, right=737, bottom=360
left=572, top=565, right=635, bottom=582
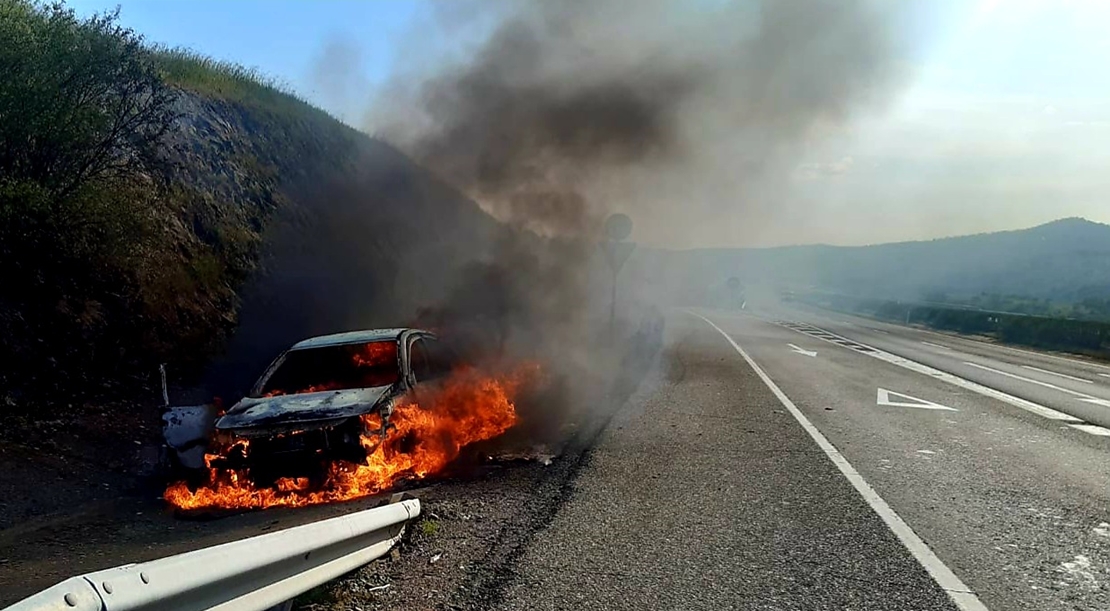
left=164, top=328, right=455, bottom=487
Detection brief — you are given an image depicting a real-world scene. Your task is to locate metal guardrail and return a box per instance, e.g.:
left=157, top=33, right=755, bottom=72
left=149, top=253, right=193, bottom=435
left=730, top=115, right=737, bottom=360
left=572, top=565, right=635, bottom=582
left=5, top=498, right=421, bottom=611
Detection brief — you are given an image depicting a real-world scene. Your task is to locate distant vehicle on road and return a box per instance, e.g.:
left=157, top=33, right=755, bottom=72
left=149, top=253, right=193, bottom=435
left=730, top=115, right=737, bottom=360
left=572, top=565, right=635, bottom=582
left=163, top=328, right=457, bottom=487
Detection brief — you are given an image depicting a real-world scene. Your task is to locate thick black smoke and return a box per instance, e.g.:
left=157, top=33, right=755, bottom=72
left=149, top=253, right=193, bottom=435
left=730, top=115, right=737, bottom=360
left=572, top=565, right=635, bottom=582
left=372, top=0, right=908, bottom=243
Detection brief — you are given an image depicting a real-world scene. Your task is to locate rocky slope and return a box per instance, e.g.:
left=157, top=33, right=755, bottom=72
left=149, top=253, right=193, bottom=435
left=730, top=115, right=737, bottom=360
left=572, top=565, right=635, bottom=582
left=159, top=88, right=502, bottom=398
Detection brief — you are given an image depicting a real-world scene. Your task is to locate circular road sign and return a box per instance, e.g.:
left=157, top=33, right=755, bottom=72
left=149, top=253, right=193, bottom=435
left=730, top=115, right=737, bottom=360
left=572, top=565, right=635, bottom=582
left=604, top=213, right=633, bottom=241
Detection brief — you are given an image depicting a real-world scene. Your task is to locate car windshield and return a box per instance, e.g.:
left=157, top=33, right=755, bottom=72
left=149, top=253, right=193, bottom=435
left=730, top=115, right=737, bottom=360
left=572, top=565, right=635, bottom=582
left=254, top=340, right=399, bottom=397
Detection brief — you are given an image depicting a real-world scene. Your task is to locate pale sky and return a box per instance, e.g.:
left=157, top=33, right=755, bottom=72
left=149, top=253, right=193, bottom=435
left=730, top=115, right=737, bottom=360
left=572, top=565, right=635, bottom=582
left=70, top=0, right=1110, bottom=248
left=780, top=0, right=1110, bottom=247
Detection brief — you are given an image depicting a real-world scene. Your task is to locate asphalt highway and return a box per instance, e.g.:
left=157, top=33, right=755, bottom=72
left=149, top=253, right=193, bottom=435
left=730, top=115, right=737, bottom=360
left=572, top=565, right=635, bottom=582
left=493, top=309, right=1110, bottom=610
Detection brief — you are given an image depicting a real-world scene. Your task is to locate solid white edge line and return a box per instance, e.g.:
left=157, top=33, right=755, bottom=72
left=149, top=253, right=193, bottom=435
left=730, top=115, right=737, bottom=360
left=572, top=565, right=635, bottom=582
left=1021, top=365, right=1094, bottom=384
left=691, top=313, right=989, bottom=611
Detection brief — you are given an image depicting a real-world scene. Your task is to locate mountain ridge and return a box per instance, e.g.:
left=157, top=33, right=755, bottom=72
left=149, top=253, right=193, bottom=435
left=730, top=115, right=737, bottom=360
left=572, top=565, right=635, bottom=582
left=634, top=217, right=1110, bottom=306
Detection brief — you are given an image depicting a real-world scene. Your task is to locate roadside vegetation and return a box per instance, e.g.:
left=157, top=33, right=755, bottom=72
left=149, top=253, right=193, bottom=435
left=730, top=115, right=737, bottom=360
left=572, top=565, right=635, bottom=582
left=920, top=291, right=1110, bottom=322
left=0, top=0, right=349, bottom=406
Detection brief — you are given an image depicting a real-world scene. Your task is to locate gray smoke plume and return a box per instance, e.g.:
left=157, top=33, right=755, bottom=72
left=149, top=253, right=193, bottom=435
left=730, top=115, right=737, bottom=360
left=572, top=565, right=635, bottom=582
left=353, top=0, right=918, bottom=444
left=370, top=0, right=910, bottom=244
left=204, top=0, right=920, bottom=452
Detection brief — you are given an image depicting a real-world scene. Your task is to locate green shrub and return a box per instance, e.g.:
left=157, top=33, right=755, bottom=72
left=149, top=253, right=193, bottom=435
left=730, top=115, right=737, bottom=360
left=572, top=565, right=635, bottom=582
left=0, top=1, right=183, bottom=397
left=0, top=1, right=355, bottom=404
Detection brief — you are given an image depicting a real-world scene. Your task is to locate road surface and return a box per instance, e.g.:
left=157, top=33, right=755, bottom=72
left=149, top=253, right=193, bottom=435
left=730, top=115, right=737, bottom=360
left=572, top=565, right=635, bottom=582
left=488, top=309, right=1109, bottom=610
left=11, top=308, right=1110, bottom=610
left=782, top=305, right=1110, bottom=432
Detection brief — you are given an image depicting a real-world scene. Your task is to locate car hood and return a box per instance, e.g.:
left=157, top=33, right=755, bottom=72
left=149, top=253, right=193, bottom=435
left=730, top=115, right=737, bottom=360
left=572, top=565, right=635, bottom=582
left=215, top=386, right=392, bottom=431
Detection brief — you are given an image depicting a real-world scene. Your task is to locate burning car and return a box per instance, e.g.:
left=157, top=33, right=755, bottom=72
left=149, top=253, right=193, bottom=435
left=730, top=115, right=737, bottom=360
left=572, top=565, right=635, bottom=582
left=165, top=328, right=457, bottom=488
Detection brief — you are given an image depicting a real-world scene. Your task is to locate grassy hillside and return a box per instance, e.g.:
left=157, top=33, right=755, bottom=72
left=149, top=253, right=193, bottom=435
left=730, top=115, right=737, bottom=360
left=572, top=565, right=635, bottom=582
left=637, top=218, right=1110, bottom=315
left=0, top=1, right=500, bottom=407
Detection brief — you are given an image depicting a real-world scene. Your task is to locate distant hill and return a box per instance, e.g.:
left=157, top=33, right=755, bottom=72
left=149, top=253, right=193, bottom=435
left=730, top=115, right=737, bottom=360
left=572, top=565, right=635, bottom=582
left=633, top=218, right=1110, bottom=306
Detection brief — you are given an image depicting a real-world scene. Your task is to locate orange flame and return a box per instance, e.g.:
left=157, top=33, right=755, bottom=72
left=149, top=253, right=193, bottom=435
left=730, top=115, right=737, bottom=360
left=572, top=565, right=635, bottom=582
left=164, top=364, right=538, bottom=511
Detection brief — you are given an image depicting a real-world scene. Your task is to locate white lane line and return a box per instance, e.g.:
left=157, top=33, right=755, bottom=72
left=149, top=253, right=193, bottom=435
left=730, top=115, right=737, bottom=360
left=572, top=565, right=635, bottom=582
left=925, top=331, right=1110, bottom=373
left=964, top=362, right=1092, bottom=398
left=921, top=341, right=951, bottom=351
left=1069, top=424, right=1110, bottom=437
left=693, top=313, right=989, bottom=611
left=781, top=322, right=1082, bottom=423
left=813, top=310, right=1110, bottom=373
left=1020, top=365, right=1094, bottom=384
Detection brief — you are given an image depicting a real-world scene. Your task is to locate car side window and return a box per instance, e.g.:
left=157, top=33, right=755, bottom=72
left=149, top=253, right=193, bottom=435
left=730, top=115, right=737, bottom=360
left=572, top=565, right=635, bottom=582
left=424, top=337, right=455, bottom=378
left=409, top=339, right=432, bottom=384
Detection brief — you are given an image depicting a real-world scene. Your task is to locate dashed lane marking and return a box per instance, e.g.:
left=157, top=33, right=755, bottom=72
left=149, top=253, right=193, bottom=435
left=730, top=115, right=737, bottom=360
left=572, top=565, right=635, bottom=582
left=1021, top=365, right=1094, bottom=384
left=1069, top=424, right=1110, bottom=437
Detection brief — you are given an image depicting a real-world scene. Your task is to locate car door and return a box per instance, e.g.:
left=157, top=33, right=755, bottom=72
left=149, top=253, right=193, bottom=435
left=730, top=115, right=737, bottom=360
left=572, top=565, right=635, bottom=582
left=408, top=337, right=434, bottom=386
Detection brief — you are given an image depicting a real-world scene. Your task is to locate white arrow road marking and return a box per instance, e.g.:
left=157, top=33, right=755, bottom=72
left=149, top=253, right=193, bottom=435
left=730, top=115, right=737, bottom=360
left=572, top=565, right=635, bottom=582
left=788, top=343, right=817, bottom=357
left=877, top=388, right=958, bottom=411
left=1021, top=365, right=1093, bottom=384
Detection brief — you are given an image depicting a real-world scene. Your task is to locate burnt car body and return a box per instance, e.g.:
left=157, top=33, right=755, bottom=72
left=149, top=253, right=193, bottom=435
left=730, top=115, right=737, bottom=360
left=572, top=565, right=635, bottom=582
left=164, top=328, right=455, bottom=486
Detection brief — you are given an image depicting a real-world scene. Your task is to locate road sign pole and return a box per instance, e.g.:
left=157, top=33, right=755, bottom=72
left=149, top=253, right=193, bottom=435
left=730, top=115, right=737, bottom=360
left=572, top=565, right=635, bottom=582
left=601, top=213, right=634, bottom=342
left=610, top=266, right=618, bottom=336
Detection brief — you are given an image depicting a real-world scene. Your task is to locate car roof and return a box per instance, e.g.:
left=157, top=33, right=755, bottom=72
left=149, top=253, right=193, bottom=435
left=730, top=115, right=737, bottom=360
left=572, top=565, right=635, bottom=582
left=289, top=328, right=418, bottom=350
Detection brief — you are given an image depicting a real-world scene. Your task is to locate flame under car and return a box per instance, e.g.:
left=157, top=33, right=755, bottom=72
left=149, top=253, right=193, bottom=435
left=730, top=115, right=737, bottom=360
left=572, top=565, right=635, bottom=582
left=204, top=328, right=456, bottom=487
